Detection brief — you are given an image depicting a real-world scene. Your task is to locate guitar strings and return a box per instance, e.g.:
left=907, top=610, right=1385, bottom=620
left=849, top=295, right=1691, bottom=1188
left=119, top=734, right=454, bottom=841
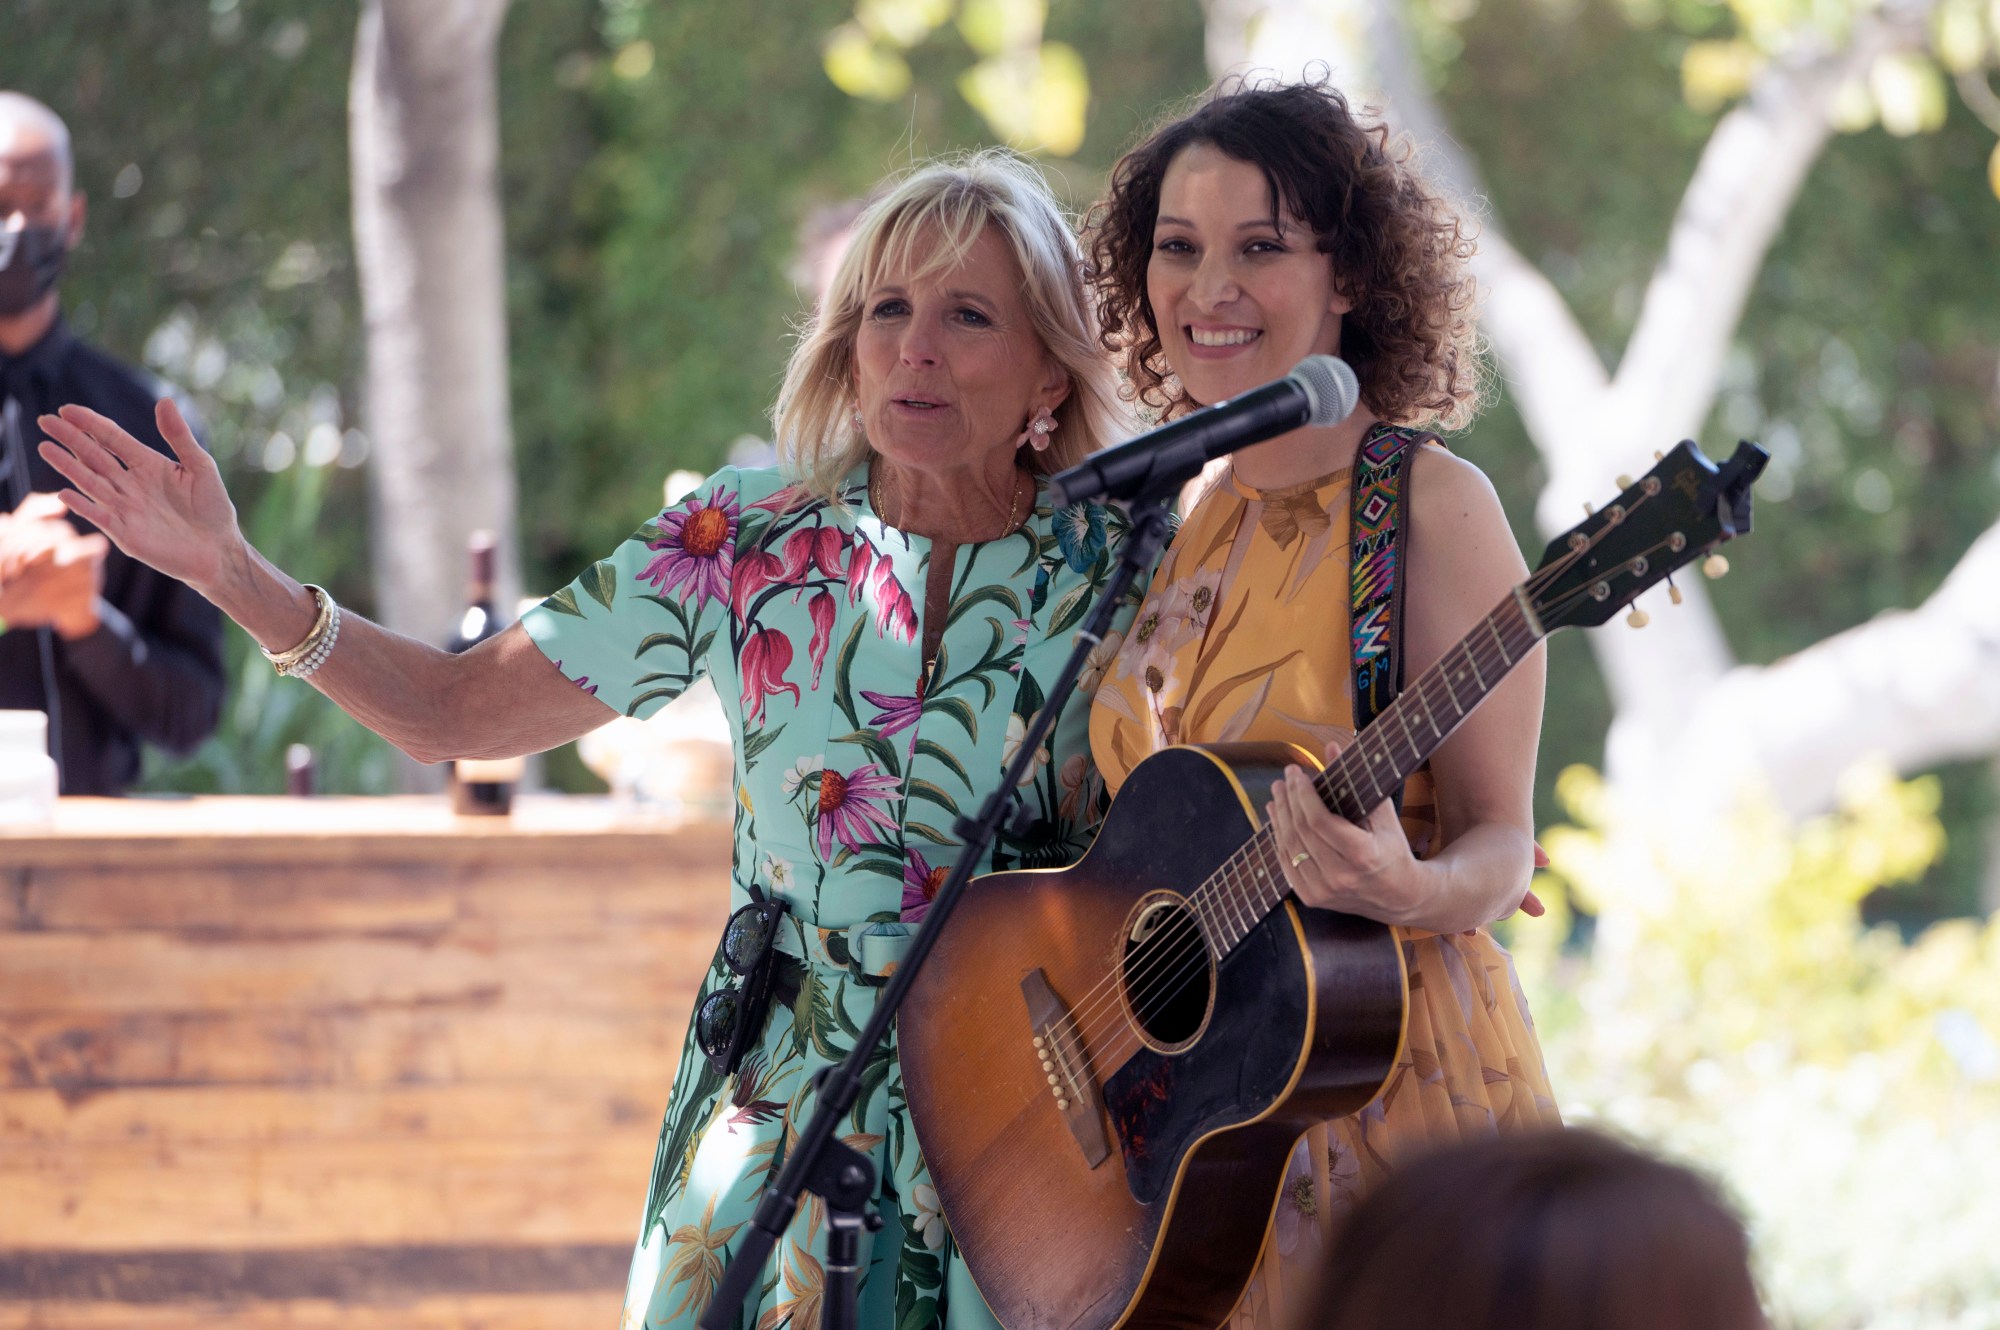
left=1059, top=559, right=1570, bottom=1049
left=1043, top=521, right=1662, bottom=1068
left=1053, top=582, right=1550, bottom=1059
left=954, top=538, right=1667, bottom=1188
left=1051, top=607, right=1537, bottom=1065
left=962, top=514, right=1686, bottom=1187
left=1064, top=532, right=1682, bottom=1067
left=1090, top=531, right=1677, bottom=1054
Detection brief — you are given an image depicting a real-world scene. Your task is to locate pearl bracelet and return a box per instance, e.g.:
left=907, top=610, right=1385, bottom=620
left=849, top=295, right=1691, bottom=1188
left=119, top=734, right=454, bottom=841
left=262, top=584, right=340, bottom=677
left=289, top=601, right=342, bottom=680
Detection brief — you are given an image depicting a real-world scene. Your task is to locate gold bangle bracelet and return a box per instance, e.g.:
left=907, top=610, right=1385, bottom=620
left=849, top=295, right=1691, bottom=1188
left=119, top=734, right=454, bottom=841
left=261, top=585, right=333, bottom=673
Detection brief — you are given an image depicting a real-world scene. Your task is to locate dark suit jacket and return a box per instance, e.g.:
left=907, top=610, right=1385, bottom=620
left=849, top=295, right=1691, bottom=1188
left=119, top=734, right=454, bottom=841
left=0, top=317, right=225, bottom=795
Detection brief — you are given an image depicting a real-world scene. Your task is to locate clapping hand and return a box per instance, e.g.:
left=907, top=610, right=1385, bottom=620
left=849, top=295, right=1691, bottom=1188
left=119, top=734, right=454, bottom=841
left=0, top=492, right=108, bottom=639
left=35, top=400, right=241, bottom=594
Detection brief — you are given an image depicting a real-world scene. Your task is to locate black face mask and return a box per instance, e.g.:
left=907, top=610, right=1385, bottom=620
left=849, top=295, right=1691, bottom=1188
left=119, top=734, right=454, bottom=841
left=0, top=224, right=68, bottom=317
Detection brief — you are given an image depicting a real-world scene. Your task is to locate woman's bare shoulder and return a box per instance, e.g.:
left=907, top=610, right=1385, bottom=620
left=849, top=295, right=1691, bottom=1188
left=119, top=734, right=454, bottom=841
left=1407, top=439, right=1507, bottom=530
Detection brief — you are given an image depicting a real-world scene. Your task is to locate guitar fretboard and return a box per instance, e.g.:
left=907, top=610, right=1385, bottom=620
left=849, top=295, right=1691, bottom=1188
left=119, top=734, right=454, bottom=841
left=1186, top=590, right=1545, bottom=953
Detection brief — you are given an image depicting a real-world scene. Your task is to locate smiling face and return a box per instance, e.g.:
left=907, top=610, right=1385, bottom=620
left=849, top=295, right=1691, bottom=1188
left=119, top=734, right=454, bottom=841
left=1146, top=141, right=1351, bottom=410
left=853, top=224, right=1068, bottom=481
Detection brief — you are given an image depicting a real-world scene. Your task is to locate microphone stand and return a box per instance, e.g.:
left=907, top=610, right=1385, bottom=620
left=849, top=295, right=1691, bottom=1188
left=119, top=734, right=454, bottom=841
left=697, top=487, right=1177, bottom=1330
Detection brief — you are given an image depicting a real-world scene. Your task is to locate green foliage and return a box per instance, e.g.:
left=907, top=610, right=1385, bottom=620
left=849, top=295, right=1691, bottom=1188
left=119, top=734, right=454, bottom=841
left=1437, top=0, right=2000, bottom=911
left=0, top=0, right=395, bottom=793
left=1508, top=765, right=2000, bottom=1325
left=508, top=0, right=1205, bottom=597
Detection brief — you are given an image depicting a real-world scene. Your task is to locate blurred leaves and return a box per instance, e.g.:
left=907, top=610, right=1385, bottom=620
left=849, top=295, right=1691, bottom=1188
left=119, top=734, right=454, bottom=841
left=1681, top=36, right=1763, bottom=110
left=824, top=0, right=1090, bottom=155
left=825, top=25, right=916, bottom=99
left=957, top=41, right=1089, bottom=156
left=1507, top=765, right=2000, bottom=1323
left=1872, top=51, right=1952, bottom=135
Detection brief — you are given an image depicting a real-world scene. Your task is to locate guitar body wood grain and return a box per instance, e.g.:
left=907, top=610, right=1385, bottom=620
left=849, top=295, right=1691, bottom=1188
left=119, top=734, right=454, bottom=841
left=899, top=744, right=1407, bottom=1330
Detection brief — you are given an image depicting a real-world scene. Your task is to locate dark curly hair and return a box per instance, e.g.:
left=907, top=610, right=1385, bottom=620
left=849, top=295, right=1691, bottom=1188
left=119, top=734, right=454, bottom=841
left=1086, top=77, right=1484, bottom=430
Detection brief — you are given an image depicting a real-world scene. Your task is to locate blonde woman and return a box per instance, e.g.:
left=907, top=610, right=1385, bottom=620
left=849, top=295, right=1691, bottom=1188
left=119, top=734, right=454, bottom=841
left=40, top=150, right=1144, bottom=1330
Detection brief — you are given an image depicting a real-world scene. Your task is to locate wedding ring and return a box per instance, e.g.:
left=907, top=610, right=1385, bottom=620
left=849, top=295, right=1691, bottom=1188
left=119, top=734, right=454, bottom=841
left=1290, top=851, right=1311, bottom=868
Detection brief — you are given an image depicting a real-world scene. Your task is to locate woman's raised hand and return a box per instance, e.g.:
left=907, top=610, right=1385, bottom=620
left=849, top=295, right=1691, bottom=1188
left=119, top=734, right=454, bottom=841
left=37, top=399, right=242, bottom=592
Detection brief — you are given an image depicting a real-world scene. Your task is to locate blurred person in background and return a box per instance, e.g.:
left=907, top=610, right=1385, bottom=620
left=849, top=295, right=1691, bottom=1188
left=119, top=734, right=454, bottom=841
left=0, top=90, right=223, bottom=794
left=37, top=149, right=1145, bottom=1330
left=1296, top=1128, right=1766, bottom=1330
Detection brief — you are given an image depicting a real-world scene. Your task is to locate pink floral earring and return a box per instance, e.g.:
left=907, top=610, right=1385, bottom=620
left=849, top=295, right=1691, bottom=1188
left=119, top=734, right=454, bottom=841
left=1017, top=407, right=1057, bottom=452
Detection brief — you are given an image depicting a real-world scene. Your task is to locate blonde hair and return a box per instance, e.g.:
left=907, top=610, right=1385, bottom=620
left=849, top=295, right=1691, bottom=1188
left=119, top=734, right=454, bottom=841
left=773, top=149, right=1123, bottom=503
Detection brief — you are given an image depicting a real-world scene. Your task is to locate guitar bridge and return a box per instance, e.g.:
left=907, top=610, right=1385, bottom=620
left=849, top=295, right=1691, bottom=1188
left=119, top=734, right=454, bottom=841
left=1020, top=968, right=1111, bottom=1168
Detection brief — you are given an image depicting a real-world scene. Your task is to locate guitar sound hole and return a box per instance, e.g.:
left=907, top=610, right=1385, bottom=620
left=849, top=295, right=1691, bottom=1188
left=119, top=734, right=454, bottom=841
left=1122, top=899, right=1213, bottom=1049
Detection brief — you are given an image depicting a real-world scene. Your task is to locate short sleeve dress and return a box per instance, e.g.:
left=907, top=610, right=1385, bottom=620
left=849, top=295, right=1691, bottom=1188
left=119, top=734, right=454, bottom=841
left=523, top=462, right=1144, bottom=1330
left=1088, top=446, right=1561, bottom=1328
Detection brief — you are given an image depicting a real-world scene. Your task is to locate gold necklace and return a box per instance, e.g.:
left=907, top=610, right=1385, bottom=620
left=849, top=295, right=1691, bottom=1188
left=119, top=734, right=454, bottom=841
left=871, top=463, right=1030, bottom=540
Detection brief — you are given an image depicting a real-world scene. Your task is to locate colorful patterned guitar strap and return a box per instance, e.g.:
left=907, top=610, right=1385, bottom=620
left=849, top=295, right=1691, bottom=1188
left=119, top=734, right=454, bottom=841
left=1349, top=424, right=1437, bottom=810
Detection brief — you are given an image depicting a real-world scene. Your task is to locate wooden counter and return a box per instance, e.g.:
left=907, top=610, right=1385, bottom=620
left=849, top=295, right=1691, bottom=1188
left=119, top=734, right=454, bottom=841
left=0, top=796, right=733, bottom=1328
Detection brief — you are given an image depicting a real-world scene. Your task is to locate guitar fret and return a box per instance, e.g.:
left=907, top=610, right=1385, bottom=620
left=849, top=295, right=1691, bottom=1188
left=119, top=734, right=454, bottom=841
left=1216, top=856, right=1248, bottom=940
left=1200, top=876, right=1230, bottom=947
left=1439, top=660, right=1464, bottom=715
left=1394, top=704, right=1422, bottom=763
left=1221, top=870, right=1251, bottom=941
left=1487, top=615, right=1512, bottom=666
left=1353, top=748, right=1388, bottom=813
left=1416, top=685, right=1444, bottom=738
left=1461, top=641, right=1487, bottom=691
left=1196, top=889, right=1226, bottom=949
left=1252, top=843, right=1284, bottom=912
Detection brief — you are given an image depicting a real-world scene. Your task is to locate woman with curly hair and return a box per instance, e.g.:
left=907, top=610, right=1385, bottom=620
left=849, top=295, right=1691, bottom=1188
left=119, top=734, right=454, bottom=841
left=1085, top=79, right=1559, bottom=1324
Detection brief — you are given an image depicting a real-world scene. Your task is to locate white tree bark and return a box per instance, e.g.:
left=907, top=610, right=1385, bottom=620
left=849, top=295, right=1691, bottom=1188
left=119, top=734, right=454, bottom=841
left=349, top=0, right=518, bottom=648
left=1203, top=0, right=1992, bottom=825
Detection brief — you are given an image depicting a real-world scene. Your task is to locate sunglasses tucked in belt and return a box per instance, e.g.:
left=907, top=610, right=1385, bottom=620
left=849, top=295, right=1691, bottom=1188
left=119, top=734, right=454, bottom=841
left=695, top=885, right=799, bottom=1078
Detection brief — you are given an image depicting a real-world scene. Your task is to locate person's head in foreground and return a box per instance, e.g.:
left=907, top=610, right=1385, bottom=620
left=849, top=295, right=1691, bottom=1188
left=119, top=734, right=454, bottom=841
left=1298, top=1129, right=1766, bottom=1330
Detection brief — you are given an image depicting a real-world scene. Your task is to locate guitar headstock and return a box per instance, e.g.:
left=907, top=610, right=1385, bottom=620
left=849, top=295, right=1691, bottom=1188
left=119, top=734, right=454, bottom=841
left=1528, top=440, right=1768, bottom=633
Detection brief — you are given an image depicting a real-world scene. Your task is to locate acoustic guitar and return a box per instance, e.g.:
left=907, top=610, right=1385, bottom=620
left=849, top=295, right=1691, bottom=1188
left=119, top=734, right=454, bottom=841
left=898, top=440, right=1767, bottom=1330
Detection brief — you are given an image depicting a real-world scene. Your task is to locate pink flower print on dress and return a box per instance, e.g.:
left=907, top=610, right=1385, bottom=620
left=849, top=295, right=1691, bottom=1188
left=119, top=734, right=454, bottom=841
left=901, top=847, right=950, bottom=921
left=806, top=591, right=837, bottom=689
left=738, top=627, right=800, bottom=725
left=859, top=689, right=922, bottom=739
left=552, top=661, right=599, bottom=698
left=779, top=526, right=847, bottom=587
left=813, top=762, right=901, bottom=858
left=847, top=539, right=874, bottom=606
left=730, top=547, right=785, bottom=621
left=638, top=486, right=738, bottom=606
left=867, top=557, right=918, bottom=642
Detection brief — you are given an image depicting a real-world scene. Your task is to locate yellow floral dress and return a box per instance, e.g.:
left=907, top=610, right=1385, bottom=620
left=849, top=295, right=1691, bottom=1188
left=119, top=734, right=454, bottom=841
left=1088, top=453, right=1560, bottom=1327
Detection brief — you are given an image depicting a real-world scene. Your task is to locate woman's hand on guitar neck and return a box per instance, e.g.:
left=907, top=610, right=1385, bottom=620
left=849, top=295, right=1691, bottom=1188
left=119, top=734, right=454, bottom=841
left=1268, top=740, right=1547, bottom=928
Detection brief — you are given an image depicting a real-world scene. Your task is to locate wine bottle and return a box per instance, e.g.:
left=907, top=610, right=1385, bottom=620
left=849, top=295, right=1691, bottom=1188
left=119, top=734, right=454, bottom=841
left=445, top=531, right=521, bottom=816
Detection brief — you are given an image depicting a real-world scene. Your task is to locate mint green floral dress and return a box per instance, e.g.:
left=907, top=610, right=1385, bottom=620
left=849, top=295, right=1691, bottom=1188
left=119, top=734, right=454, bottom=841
left=522, top=462, right=1144, bottom=1330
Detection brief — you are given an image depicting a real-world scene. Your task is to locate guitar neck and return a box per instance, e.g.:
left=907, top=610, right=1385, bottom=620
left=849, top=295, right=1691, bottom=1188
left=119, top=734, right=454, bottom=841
left=1190, top=587, right=1546, bottom=953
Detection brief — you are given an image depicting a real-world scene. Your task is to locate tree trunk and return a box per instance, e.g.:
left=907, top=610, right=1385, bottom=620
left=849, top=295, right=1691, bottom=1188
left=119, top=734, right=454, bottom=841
left=1202, top=0, right=1997, bottom=831
left=349, top=0, right=517, bottom=658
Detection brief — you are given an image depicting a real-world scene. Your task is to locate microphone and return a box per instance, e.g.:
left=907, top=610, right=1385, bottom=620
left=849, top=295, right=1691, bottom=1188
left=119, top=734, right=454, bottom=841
left=1049, top=355, right=1360, bottom=507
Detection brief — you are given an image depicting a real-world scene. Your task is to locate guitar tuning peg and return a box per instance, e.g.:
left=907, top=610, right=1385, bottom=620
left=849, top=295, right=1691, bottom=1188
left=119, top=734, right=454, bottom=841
left=1653, top=450, right=1664, bottom=461
left=1626, top=607, right=1650, bottom=629
left=1666, top=575, right=1683, bottom=606
left=1616, top=474, right=1634, bottom=490
left=1703, top=554, right=1730, bottom=579
left=1582, top=501, right=1595, bottom=517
